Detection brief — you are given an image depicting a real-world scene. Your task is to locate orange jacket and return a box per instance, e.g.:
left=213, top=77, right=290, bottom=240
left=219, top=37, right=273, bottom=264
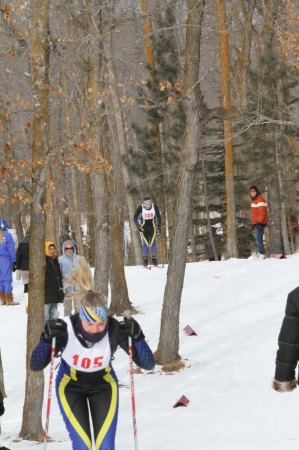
left=251, top=194, right=268, bottom=225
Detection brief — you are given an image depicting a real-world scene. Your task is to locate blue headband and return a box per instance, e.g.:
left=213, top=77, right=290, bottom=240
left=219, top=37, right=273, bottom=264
left=79, top=305, right=108, bottom=323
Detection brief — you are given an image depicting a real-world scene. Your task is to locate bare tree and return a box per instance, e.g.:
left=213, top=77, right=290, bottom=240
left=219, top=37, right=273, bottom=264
left=139, top=0, right=168, bottom=263
left=155, top=0, right=205, bottom=365
left=85, top=0, right=110, bottom=294
left=20, top=0, right=49, bottom=440
left=216, top=0, right=238, bottom=258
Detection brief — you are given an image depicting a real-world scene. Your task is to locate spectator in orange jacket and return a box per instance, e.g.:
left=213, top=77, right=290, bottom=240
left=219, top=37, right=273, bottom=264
left=249, top=186, right=268, bottom=259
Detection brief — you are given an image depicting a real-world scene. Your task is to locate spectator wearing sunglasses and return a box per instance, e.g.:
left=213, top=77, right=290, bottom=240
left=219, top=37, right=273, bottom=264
left=58, top=240, right=81, bottom=316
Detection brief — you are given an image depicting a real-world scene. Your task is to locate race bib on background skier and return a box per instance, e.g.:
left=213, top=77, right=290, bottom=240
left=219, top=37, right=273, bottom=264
left=142, top=204, right=156, bottom=220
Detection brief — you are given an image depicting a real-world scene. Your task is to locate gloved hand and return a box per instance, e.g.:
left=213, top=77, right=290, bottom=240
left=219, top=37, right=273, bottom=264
left=156, top=227, right=161, bottom=237
left=43, top=319, right=67, bottom=341
left=0, top=402, right=5, bottom=416
left=12, top=262, right=17, bottom=272
left=118, top=317, right=144, bottom=340
left=138, top=226, right=144, bottom=233
left=256, top=223, right=263, bottom=230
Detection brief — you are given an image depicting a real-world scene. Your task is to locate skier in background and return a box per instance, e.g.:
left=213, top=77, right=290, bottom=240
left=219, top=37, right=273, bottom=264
left=0, top=219, right=18, bottom=306
left=249, top=186, right=268, bottom=259
left=134, top=196, right=161, bottom=267
left=31, top=257, right=154, bottom=450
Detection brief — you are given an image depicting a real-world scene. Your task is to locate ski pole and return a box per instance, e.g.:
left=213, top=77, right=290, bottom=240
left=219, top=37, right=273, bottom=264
left=43, top=336, right=56, bottom=450
left=124, top=310, right=138, bottom=450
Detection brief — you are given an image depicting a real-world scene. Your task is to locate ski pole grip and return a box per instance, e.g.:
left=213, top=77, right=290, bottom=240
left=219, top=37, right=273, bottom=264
left=124, top=310, right=132, bottom=320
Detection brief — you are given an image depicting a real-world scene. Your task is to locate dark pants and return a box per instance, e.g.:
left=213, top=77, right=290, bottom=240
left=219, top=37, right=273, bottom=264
left=140, top=227, right=157, bottom=257
left=255, top=225, right=266, bottom=255
left=56, top=366, right=119, bottom=450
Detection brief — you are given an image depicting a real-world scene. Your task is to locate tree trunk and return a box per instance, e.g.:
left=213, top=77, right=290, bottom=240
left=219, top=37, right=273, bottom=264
left=140, top=0, right=168, bottom=263
left=60, top=60, right=85, bottom=257
left=20, top=0, right=50, bottom=440
left=201, top=154, right=218, bottom=261
left=107, top=140, right=133, bottom=315
left=262, top=0, right=284, bottom=255
left=0, top=350, right=6, bottom=398
left=267, top=178, right=283, bottom=254
left=83, top=0, right=110, bottom=293
left=45, top=167, right=56, bottom=242
left=233, top=0, right=256, bottom=109
left=85, top=173, right=96, bottom=266
left=155, top=0, right=205, bottom=365
left=216, top=0, right=238, bottom=258
left=102, top=13, right=142, bottom=266
left=20, top=209, right=45, bottom=441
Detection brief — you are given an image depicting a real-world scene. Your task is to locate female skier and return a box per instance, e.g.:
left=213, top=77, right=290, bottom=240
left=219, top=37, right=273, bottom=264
left=30, top=257, right=155, bottom=450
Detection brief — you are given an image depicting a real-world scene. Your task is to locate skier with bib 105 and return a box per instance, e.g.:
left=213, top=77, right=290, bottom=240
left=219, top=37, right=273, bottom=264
left=134, top=196, right=161, bottom=267
left=30, top=256, right=155, bottom=450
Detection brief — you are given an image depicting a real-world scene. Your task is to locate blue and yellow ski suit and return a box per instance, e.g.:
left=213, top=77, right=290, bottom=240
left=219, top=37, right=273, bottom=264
left=31, top=315, right=155, bottom=450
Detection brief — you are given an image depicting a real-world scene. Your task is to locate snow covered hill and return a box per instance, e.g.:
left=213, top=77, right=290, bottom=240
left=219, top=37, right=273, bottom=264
left=1, top=255, right=299, bottom=449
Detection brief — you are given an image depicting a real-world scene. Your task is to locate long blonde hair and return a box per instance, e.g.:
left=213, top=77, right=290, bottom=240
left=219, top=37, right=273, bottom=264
left=66, top=256, right=108, bottom=308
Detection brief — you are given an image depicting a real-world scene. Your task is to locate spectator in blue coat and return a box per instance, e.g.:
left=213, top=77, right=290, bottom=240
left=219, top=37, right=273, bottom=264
left=58, top=240, right=81, bottom=316
left=0, top=219, right=18, bottom=306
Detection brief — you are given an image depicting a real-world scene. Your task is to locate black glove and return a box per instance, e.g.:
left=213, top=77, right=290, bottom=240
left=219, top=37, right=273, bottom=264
left=138, top=226, right=144, bottom=233
left=118, top=317, right=144, bottom=340
left=156, top=227, right=161, bottom=236
left=256, top=223, right=263, bottom=230
left=43, top=319, right=67, bottom=341
left=12, top=262, right=17, bottom=272
left=0, top=402, right=5, bottom=416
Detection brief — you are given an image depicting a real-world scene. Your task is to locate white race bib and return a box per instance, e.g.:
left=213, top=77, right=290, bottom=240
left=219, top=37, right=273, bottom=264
left=62, top=317, right=111, bottom=372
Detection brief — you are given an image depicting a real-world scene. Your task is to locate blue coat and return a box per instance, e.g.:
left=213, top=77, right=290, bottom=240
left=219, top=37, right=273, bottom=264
left=0, top=230, right=16, bottom=262
left=0, top=230, right=16, bottom=294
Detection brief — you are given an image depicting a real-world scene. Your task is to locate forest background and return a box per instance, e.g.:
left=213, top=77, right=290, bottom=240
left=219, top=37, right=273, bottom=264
left=0, top=0, right=298, bottom=443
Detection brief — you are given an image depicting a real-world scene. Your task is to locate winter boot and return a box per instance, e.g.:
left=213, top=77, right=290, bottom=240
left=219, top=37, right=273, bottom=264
left=24, top=292, right=29, bottom=313
left=4, top=293, right=19, bottom=306
left=143, top=256, right=148, bottom=267
left=0, top=291, right=5, bottom=305
left=258, top=253, right=266, bottom=260
left=152, top=256, right=158, bottom=266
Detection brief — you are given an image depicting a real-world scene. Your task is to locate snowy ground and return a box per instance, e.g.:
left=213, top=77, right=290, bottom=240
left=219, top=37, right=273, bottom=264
left=1, top=255, right=299, bottom=449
